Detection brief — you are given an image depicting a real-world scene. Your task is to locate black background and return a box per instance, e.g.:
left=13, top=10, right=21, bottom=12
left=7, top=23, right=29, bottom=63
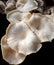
left=0, top=0, right=54, bottom=65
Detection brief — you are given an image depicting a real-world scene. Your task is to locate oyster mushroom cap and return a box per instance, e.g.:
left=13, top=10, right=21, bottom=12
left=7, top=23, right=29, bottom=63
left=25, top=13, right=54, bottom=42
left=1, top=35, right=26, bottom=64
left=7, top=10, right=31, bottom=23
left=18, top=30, right=42, bottom=55
left=6, top=22, right=42, bottom=55
left=16, top=0, right=38, bottom=12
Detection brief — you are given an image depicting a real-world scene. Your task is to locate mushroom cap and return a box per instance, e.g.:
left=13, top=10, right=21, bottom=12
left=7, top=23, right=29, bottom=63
left=1, top=35, right=26, bottom=64
left=16, top=0, right=38, bottom=12
left=25, top=13, right=54, bottom=42
left=7, top=10, right=31, bottom=23
left=6, top=22, right=42, bottom=55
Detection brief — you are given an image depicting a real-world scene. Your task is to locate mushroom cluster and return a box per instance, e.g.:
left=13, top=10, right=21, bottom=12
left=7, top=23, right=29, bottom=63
left=0, top=0, right=54, bottom=65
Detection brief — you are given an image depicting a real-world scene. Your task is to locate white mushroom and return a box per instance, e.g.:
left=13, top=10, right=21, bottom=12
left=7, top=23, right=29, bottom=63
left=16, top=0, right=38, bottom=12
left=1, top=35, right=26, bottom=64
left=7, top=10, right=31, bottom=23
left=25, top=13, right=54, bottom=42
left=6, top=22, right=42, bottom=55
left=1, top=21, right=42, bottom=64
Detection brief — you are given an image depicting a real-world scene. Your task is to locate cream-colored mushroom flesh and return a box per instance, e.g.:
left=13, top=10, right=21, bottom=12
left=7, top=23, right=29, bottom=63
left=16, top=0, right=38, bottom=12
left=7, top=10, right=23, bottom=23
left=1, top=35, right=26, bottom=64
left=25, top=13, right=54, bottom=42
left=7, top=10, right=31, bottom=23
left=6, top=22, right=42, bottom=55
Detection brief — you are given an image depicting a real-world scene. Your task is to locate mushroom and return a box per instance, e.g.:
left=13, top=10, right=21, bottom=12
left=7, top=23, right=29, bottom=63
left=7, top=10, right=31, bottom=23
left=1, top=35, right=26, bottom=64
left=0, top=0, right=54, bottom=65
left=6, top=22, right=42, bottom=55
left=24, top=13, right=54, bottom=42
left=1, top=22, right=42, bottom=64
left=16, top=0, right=38, bottom=12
